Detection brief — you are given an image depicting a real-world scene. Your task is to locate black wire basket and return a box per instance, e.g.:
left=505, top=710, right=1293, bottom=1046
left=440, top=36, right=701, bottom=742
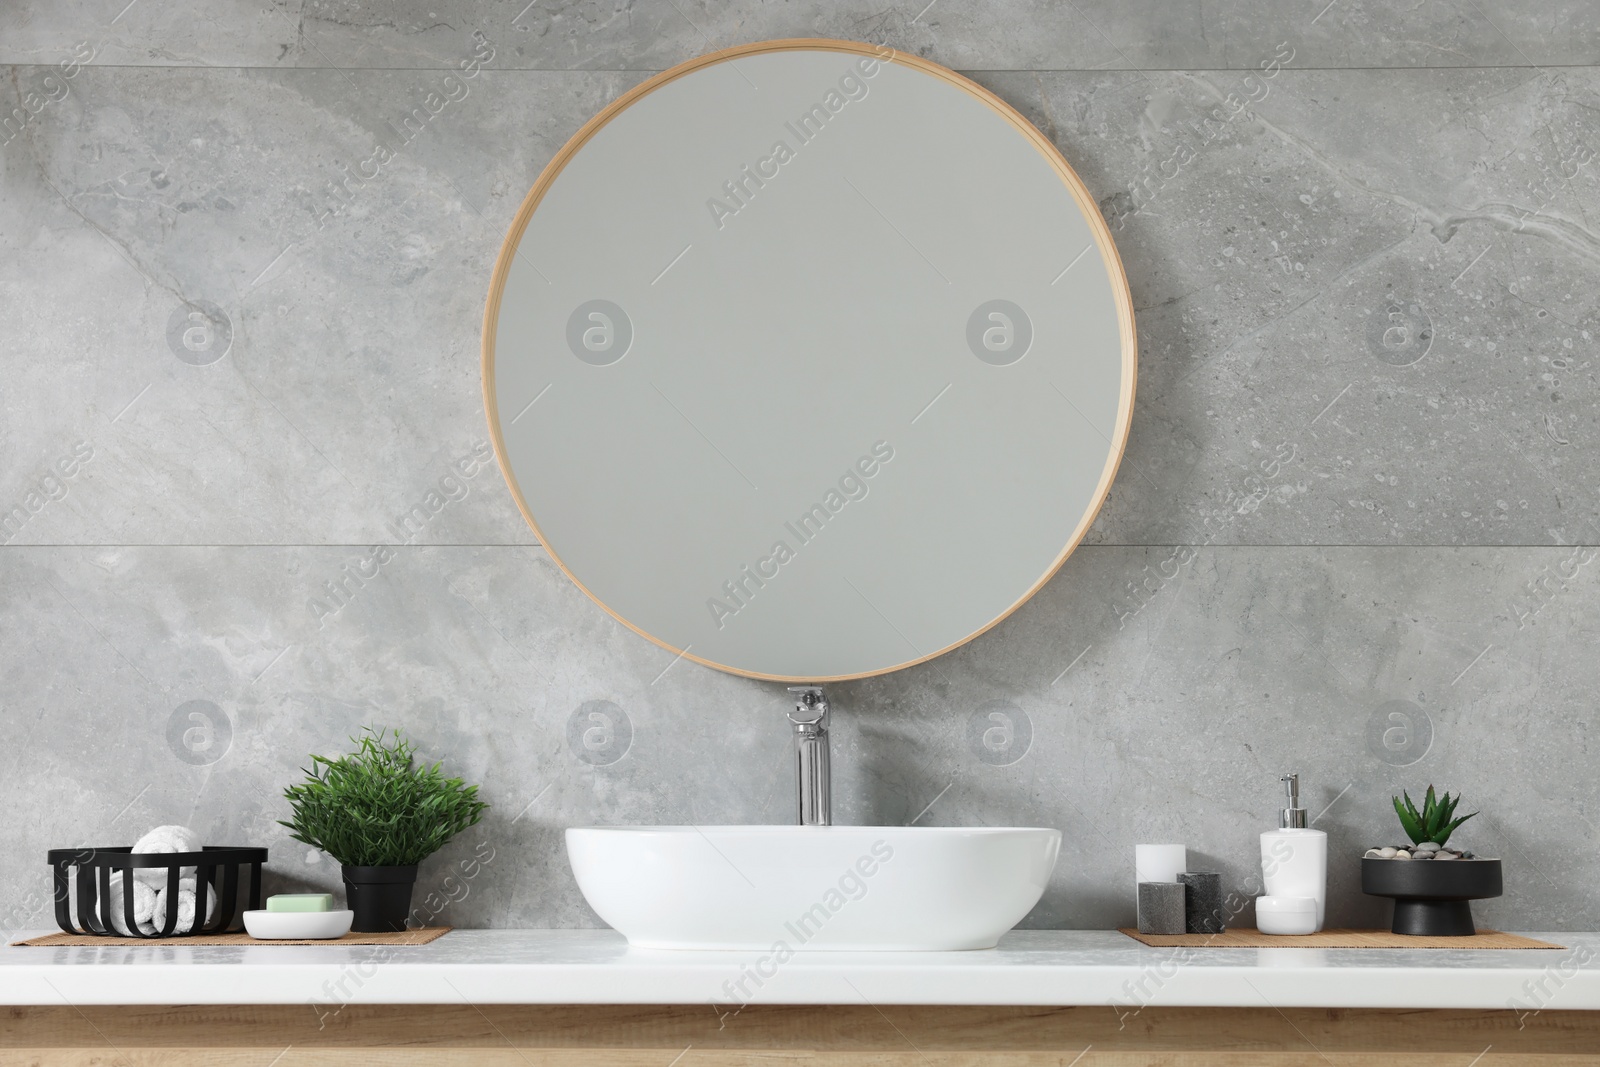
left=49, top=846, right=267, bottom=938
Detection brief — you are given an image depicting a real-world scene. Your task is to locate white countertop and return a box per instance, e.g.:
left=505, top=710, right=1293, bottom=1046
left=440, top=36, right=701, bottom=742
left=3, top=930, right=1596, bottom=1011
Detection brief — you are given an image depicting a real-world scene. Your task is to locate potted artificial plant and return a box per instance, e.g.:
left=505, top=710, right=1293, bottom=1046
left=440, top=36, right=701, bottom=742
left=1361, top=786, right=1501, bottom=936
left=281, top=728, right=489, bottom=932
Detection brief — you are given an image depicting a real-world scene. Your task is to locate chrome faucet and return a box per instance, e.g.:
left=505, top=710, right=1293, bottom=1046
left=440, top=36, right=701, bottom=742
left=787, top=686, right=831, bottom=826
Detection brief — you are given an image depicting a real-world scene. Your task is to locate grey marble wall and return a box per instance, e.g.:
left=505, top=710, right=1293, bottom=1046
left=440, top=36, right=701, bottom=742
left=2, top=1, right=1598, bottom=936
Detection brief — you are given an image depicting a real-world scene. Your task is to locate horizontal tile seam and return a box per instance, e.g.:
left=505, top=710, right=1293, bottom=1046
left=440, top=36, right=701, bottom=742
left=0, top=544, right=1592, bottom=550
left=0, top=543, right=544, bottom=549
left=1, top=63, right=1595, bottom=74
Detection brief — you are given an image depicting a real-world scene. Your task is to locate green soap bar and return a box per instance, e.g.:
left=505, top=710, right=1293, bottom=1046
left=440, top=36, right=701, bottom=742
left=266, top=894, right=334, bottom=913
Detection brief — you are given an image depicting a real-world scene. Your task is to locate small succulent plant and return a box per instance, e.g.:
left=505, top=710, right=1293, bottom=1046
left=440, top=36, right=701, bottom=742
left=1392, top=785, right=1476, bottom=847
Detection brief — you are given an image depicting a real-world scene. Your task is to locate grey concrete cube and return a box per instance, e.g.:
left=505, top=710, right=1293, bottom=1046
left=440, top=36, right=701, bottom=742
left=1178, top=872, right=1226, bottom=935
left=1137, top=882, right=1187, bottom=935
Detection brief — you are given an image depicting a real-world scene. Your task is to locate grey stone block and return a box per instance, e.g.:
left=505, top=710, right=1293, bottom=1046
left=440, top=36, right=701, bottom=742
left=1179, top=872, right=1226, bottom=935
left=1137, top=882, right=1187, bottom=936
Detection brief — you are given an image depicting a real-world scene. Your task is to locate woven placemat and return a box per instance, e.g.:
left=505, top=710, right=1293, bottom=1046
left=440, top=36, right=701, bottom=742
left=1119, top=927, right=1562, bottom=949
left=11, top=926, right=451, bottom=947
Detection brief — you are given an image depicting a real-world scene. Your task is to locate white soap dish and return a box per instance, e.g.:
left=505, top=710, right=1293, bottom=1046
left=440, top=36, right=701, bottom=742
left=243, top=909, right=354, bottom=940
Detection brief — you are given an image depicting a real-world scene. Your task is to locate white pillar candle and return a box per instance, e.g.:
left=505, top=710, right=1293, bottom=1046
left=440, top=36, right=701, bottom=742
left=1135, top=843, right=1187, bottom=887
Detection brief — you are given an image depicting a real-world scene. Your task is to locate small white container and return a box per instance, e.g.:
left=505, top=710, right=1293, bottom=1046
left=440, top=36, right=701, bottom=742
left=1257, top=895, right=1320, bottom=935
left=243, top=909, right=354, bottom=940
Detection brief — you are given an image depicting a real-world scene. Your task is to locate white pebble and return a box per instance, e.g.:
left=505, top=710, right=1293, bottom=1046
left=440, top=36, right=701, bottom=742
left=1378, top=847, right=1397, bottom=858
left=1364, top=848, right=1385, bottom=859
left=1415, top=842, right=1441, bottom=852
left=1394, top=850, right=1412, bottom=860
left=1433, top=851, right=1457, bottom=860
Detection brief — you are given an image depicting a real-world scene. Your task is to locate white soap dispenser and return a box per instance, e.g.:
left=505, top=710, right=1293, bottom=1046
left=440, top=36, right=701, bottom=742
left=1257, top=773, right=1327, bottom=934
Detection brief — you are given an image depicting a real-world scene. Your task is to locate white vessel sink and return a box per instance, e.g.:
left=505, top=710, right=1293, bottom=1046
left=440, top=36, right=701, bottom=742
left=566, top=825, right=1060, bottom=950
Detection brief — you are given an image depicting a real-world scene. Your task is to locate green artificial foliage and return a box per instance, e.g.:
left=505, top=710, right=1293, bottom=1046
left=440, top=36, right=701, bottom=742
left=1391, top=785, right=1476, bottom=846
left=280, top=728, right=489, bottom=867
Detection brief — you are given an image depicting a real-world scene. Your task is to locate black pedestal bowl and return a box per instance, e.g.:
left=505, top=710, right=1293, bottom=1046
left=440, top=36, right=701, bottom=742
left=1362, top=857, right=1502, bottom=936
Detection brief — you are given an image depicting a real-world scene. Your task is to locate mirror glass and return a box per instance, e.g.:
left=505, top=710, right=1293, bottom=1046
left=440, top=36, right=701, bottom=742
left=484, top=40, right=1135, bottom=681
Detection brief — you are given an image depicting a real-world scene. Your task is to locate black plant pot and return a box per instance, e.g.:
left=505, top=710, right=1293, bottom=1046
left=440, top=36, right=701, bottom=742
left=342, top=864, right=418, bottom=933
left=1362, top=857, right=1502, bottom=936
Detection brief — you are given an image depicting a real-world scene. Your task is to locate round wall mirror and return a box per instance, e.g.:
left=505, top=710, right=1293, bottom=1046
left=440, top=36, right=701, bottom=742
left=484, top=39, right=1135, bottom=682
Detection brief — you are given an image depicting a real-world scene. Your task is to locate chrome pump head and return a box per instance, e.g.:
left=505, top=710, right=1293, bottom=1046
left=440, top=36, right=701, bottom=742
left=1279, top=773, right=1307, bottom=829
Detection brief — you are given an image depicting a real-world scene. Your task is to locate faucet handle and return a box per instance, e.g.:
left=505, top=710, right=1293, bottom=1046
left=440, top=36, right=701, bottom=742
left=787, top=685, right=828, bottom=725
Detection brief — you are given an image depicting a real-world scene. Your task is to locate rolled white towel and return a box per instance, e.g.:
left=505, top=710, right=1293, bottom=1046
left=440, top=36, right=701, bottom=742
left=131, top=825, right=201, bottom=888
left=152, top=876, right=216, bottom=935
left=71, top=873, right=157, bottom=935
left=110, top=876, right=159, bottom=936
